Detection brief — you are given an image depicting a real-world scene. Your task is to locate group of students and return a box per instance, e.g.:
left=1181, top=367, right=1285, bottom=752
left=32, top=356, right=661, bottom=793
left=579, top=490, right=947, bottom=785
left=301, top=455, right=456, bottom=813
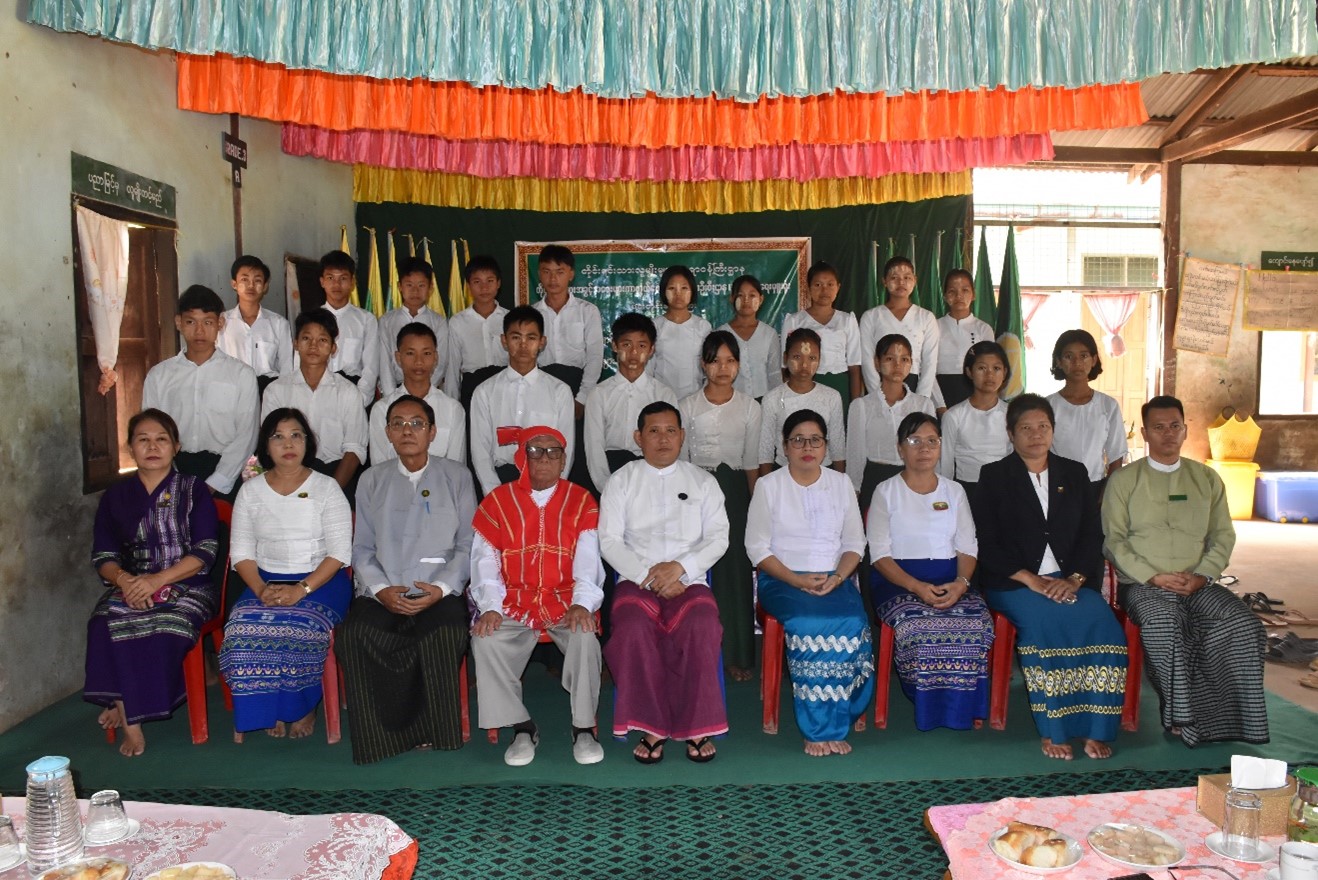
left=84, top=245, right=1267, bottom=765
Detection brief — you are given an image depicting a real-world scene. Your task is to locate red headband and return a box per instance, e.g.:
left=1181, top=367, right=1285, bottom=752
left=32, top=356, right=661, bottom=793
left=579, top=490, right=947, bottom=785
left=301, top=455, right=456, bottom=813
left=496, top=425, right=567, bottom=490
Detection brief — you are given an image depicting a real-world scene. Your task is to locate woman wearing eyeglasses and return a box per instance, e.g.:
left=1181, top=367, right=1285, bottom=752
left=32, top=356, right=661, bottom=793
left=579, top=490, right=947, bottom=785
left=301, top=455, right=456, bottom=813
left=219, top=407, right=353, bottom=742
left=867, top=411, right=993, bottom=730
left=746, top=409, right=873, bottom=756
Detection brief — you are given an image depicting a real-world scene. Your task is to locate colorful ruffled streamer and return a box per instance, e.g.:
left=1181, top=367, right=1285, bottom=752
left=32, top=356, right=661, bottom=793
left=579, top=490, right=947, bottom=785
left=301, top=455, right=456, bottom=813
left=29, top=0, right=1318, bottom=100
left=178, top=54, right=1147, bottom=148
left=353, top=166, right=973, bottom=214
left=285, top=126, right=1052, bottom=181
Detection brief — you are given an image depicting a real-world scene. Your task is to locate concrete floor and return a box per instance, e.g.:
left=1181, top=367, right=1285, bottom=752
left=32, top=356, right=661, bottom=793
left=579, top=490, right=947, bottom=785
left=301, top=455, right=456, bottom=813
left=1227, top=519, right=1318, bottom=712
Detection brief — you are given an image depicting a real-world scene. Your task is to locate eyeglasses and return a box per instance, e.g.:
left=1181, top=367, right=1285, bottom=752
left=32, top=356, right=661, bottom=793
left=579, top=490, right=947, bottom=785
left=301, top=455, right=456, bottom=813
left=787, top=435, right=826, bottom=449
left=271, top=431, right=306, bottom=443
left=525, top=445, right=566, bottom=460
left=901, top=436, right=942, bottom=448
left=387, top=418, right=430, bottom=432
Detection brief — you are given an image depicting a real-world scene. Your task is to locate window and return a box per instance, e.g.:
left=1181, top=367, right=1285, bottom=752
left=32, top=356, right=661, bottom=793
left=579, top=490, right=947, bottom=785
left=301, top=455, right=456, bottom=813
left=1258, top=331, right=1318, bottom=416
left=1082, top=255, right=1159, bottom=288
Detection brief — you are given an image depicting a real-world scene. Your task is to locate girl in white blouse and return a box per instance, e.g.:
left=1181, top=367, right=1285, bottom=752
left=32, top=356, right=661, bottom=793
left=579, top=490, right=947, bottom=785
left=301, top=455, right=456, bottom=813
left=650, top=265, right=713, bottom=399
left=747, top=409, right=873, bottom=756
left=1046, top=329, right=1128, bottom=484
left=219, top=408, right=353, bottom=742
left=780, top=262, right=864, bottom=416
left=867, top=412, right=993, bottom=731
left=717, top=275, right=782, bottom=400
left=679, top=330, right=763, bottom=682
left=938, top=341, right=1013, bottom=503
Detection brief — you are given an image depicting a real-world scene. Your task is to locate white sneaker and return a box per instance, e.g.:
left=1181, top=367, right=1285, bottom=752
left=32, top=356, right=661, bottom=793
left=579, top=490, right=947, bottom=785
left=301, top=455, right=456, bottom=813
left=573, top=731, right=604, bottom=765
left=504, top=731, right=538, bottom=766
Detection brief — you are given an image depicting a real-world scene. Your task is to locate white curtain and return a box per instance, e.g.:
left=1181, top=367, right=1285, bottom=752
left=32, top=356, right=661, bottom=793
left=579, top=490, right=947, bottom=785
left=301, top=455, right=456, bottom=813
left=75, top=205, right=131, bottom=394
left=1084, top=292, right=1140, bottom=356
left=1022, top=293, right=1049, bottom=349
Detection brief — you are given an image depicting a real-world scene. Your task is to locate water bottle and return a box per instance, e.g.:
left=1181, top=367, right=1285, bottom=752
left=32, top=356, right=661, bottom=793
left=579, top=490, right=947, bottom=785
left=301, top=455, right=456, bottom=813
left=24, top=756, right=84, bottom=875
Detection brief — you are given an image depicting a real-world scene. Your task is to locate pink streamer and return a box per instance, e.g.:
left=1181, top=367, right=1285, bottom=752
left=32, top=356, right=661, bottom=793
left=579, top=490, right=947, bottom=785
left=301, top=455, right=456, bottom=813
left=282, top=125, right=1053, bottom=182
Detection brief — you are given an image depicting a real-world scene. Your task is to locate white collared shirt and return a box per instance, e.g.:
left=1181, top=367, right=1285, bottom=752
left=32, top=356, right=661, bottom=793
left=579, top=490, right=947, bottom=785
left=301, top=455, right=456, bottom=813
left=1027, top=467, right=1062, bottom=574
left=679, top=389, right=762, bottom=472
left=650, top=313, right=713, bottom=399
left=1047, top=391, right=1129, bottom=481
left=469, top=367, right=576, bottom=495
left=780, top=309, right=863, bottom=375
left=938, top=398, right=1011, bottom=482
left=444, top=305, right=509, bottom=398
left=533, top=293, right=605, bottom=404
left=261, top=369, right=369, bottom=462
left=859, top=303, right=940, bottom=399
left=716, top=321, right=781, bottom=399
left=217, top=306, right=293, bottom=379
left=369, top=385, right=466, bottom=466
left=230, top=470, right=353, bottom=573
left=757, top=382, right=846, bottom=467
left=599, top=459, right=730, bottom=587
left=377, top=305, right=449, bottom=395
left=866, top=474, right=977, bottom=561
left=321, top=301, right=380, bottom=406
left=845, top=387, right=936, bottom=490
left=142, top=349, right=259, bottom=495
left=745, top=467, right=865, bottom=572
left=584, top=372, right=679, bottom=492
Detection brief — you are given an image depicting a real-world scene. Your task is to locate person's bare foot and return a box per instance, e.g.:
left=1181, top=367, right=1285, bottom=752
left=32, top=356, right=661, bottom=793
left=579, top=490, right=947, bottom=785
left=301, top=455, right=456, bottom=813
left=233, top=730, right=245, bottom=744
left=266, top=721, right=287, bottom=739
left=974, top=719, right=984, bottom=730
left=97, top=707, right=121, bottom=730
left=119, top=723, right=146, bottom=757
left=1168, top=725, right=1182, bottom=736
left=829, top=740, right=852, bottom=755
left=288, top=710, right=316, bottom=739
left=804, top=740, right=831, bottom=757
left=685, top=737, right=716, bottom=761
left=1084, top=739, right=1112, bottom=759
left=853, top=716, right=867, bottom=733
left=728, top=665, right=754, bottom=683
left=633, top=735, right=665, bottom=762
left=1041, top=738, right=1073, bottom=760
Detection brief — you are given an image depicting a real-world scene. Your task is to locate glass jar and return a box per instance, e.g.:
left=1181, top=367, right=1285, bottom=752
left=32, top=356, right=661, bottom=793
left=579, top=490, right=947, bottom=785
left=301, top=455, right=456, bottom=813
left=1291, top=767, right=1318, bottom=843
left=23, top=756, right=84, bottom=875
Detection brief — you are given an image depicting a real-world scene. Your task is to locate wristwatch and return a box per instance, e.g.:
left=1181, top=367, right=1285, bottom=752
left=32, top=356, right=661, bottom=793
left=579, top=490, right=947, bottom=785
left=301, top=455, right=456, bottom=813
left=1194, top=573, right=1216, bottom=588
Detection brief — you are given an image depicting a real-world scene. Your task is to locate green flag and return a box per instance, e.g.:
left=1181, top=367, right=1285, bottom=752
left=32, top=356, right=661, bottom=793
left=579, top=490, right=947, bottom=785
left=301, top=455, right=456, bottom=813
left=925, top=231, right=945, bottom=318
left=950, top=228, right=965, bottom=271
left=995, top=225, right=1026, bottom=398
left=973, top=227, right=998, bottom=327
left=879, top=237, right=897, bottom=303
left=865, top=240, right=881, bottom=310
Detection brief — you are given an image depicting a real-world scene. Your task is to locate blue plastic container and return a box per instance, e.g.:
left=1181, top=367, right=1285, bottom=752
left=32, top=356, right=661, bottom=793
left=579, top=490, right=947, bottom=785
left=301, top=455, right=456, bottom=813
left=1255, top=472, right=1318, bottom=523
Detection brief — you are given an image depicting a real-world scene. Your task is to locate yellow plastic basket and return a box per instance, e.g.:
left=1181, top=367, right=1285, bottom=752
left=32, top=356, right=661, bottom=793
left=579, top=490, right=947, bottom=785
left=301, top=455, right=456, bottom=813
left=1207, top=410, right=1262, bottom=462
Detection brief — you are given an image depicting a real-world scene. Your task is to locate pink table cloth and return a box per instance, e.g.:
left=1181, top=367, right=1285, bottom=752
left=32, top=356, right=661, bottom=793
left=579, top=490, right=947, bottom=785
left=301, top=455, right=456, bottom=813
left=0, top=796, right=415, bottom=880
left=928, top=786, right=1282, bottom=879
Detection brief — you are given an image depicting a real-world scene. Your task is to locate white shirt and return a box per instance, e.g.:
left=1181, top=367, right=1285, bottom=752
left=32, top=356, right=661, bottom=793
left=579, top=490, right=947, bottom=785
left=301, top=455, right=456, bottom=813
left=938, top=398, right=1011, bottom=482
left=142, top=349, right=259, bottom=495
left=368, top=385, right=466, bottom=465
left=650, top=313, right=713, bottom=399
left=533, top=293, right=605, bottom=404
left=845, top=387, right=936, bottom=490
left=230, top=471, right=353, bottom=573
left=261, top=370, right=369, bottom=462
left=679, top=389, right=762, bottom=472
left=717, top=321, right=781, bottom=399
left=1047, top=391, right=1129, bottom=482
left=469, top=483, right=605, bottom=616
left=933, top=313, right=995, bottom=408
left=599, top=459, right=730, bottom=587
left=377, top=306, right=448, bottom=394
left=758, top=383, right=846, bottom=467
left=780, top=310, right=863, bottom=375
left=444, top=305, right=509, bottom=398
left=1027, top=468, right=1062, bottom=574
left=584, top=372, right=679, bottom=492
left=469, top=367, right=576, bottom=495
left=320, top=301, right=380, bottom=406
left=745, top=467, right=865, bottom=572
left=217, top=307, right=293, bottom=379
left=859, top=303, right=940, bottom=399
left=866, top=474, right=977, bottom=561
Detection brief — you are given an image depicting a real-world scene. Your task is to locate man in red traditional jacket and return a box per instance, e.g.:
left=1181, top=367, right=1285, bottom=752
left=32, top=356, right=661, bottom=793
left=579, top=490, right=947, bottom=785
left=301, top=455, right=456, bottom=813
left=470, top=425, right=605, bottom=766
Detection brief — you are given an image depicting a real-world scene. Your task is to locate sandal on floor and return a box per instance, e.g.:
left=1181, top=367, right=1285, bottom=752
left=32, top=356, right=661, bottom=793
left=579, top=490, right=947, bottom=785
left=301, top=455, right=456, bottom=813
left=1264, top=635, right=1318, bottom=664
left=1218, top=575, right=1239, bottom=587
left=686, top=737, right=716, bottom=764
left=1276, top=609, right=1318, bottom=626
left=1299, top=673, right=1318, bottom=690
left=633, top=736, right=667, bottom=765
left=1241, top=591, right=1285, bottom=608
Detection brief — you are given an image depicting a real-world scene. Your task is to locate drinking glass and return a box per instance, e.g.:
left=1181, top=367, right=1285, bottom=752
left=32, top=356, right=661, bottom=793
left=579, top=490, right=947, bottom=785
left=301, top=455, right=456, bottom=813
left=83, top=790, right=129, bottom=845
left=1222, top=787, right=1263, bottom=860
left=0, top=815, right=20, bottom=869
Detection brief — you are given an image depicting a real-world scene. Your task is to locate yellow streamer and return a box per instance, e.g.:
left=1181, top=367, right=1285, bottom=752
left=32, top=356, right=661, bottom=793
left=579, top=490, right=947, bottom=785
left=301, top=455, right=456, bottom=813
left=339, top=224, right=362, bottom=308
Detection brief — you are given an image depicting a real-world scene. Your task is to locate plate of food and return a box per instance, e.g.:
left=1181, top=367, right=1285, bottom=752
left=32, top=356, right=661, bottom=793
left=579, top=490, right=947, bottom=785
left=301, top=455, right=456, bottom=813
left=142, top=863, right=236, bottom=880
left=1087, top=822, right=1185, bottom=869
left=38, top=857, right=131, bottom=880
left=989, top=820, right=1085, bottom=873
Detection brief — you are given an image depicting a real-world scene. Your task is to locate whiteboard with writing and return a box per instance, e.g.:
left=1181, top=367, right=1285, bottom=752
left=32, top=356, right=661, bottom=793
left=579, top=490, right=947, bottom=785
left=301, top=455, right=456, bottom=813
left=1244, top=270, right=1318, bottom=331
left=1173, top=257, right=1240, bottom=357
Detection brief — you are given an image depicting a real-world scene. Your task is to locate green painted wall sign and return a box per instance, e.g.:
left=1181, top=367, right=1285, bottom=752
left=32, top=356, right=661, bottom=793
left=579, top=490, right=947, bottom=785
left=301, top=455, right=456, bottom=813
left=1260, top=251, right=1318, bottom=272
left=71, top=152, right=176, bottom=221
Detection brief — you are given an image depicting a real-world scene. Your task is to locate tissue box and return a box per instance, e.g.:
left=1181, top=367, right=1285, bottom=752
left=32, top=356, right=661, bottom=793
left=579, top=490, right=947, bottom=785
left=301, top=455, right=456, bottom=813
left=1197, top=773, right=1297, bottom=836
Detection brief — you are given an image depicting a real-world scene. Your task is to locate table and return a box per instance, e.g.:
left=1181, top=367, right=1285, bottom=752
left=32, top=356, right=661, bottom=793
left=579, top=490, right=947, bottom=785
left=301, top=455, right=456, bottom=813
left=926, top=786, right=1282, bottom=879
left=0, top=797, right=416, bottom=880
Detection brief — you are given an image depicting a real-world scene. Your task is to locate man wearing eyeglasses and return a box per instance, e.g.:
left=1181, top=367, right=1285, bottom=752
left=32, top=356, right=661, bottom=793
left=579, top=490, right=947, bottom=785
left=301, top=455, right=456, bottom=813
left=1102, top=395, right=1266, bottom=748
left=469, top=425, right=606, bottom=766
left=335, top=394, right=477, bottom=764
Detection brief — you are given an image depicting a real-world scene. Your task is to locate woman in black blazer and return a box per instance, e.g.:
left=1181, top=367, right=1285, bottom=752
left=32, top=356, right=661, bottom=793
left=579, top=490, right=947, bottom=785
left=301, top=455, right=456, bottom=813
left=972, top=394, right=1128, bottom=761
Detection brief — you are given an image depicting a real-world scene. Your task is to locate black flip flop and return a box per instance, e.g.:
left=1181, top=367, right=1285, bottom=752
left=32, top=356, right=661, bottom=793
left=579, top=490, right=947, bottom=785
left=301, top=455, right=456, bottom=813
left=633, top=736, right=667, bottom=765
left=686, top=737, right=716, bottom=763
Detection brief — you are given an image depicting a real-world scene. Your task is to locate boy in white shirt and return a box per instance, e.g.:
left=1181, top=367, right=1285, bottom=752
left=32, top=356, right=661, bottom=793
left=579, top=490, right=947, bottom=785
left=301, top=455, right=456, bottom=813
left=445, top=255, right=509, bottom=408
left=377, top=257, right=448, bottom=396
left=216, top=255, right=292, bottom=395
left=369, top=323, right=466, bottom=466
left=316, top=250, right=380, bottom=407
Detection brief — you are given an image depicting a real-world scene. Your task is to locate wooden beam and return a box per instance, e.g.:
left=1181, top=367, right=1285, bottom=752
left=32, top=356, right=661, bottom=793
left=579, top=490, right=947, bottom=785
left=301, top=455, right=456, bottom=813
left=1162, top=87, right=1318, bottom=162
left=1254, top=64, right=1318, bottom=77
left=1187, top=150, right=1318, bottom=167
left=1050, top=147, right=1161, bottom=165
left=1159, top=161, right=1183, bottom=397
left=1160, top=64, right=1255, bottom=145
left=1304, top=131, right=1318, bottom=151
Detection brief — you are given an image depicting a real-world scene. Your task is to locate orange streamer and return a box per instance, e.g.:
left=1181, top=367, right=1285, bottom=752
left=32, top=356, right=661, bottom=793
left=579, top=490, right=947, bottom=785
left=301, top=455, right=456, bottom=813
left=178, top=54, right=1146, bottom=148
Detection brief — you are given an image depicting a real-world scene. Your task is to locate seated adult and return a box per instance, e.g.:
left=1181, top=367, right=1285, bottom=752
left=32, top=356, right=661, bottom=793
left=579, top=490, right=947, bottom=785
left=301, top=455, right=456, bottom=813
left=219, top=408, right=353, bottom=742
left=972, top=394, right=1128, bottom=760
left=867, top=412, right=993, bottom=730
left=601, top=402, right=730, bottom=764
left=746, top=409, right=873, bottom=757
left=86, top=409, right=219, bottom=757
left=1102, top=395, right=1266, bottom=747
left=470, top=425, right=605, bottom=766
left=335, top=395, right=476, bottom=764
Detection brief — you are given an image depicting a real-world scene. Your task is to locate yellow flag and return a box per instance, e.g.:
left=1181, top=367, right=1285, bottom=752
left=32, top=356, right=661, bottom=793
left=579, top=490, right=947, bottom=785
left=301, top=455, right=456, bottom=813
left=407, top=233, right=416, bottom=258
left=455, top=238, right=473, bottom=313
left=363, top=226, right=385, bottom=318
left=447, top=240, right=465, bottom=317
left=340, top=225, right=362, bottom=308
left=422, top=238, right=446, bottom=316
left=387, top=230, right=402, bottom=311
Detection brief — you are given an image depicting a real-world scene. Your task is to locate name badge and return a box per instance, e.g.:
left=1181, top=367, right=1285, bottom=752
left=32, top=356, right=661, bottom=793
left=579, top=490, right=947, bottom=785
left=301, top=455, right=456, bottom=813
left=932, top=501, right=949, bottom=511
left=1169, top=494, right=1188, bottom=501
